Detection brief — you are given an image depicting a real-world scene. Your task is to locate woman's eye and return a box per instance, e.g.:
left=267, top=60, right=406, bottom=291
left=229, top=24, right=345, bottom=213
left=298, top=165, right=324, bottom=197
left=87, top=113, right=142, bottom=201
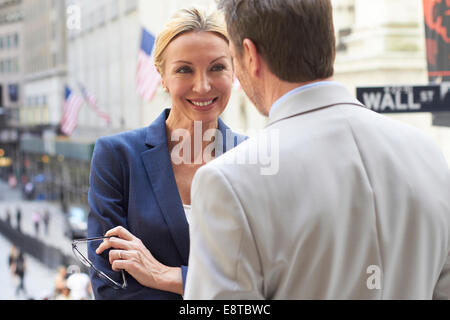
left=211, top=64, right=226, bottom=72
left=176, top=66, right=192, bottom=74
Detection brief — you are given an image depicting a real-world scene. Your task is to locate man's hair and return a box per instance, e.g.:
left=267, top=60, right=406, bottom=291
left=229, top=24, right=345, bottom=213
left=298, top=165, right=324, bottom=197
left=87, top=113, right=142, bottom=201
left=218, top=0, right=336, bottom=83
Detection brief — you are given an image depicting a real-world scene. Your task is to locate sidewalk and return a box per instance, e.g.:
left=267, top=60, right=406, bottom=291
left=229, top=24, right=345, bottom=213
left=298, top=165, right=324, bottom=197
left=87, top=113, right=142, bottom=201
left=0, top=181, right=95, bottom=300
left=0, top=182, right=74, bottom=260
left=0, top=232, right=58, bottom=300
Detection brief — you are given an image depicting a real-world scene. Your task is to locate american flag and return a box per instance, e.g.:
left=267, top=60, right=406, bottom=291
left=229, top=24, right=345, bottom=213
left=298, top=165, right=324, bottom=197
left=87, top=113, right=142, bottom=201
left=136, top=27, right=161, bottom=102
left=61, top=85, right=83, bottom=136
left=79, top=85, right=111, bottom=124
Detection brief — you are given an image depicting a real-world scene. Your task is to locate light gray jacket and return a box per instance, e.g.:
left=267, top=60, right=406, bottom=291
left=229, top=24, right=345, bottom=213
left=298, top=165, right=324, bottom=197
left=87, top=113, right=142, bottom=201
left=185, top=83, right=450, bottom=299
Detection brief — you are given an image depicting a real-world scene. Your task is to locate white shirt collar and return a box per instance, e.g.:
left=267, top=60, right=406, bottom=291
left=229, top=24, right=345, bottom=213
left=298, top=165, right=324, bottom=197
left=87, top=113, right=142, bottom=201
left=269, top=81, right=342, bottom=118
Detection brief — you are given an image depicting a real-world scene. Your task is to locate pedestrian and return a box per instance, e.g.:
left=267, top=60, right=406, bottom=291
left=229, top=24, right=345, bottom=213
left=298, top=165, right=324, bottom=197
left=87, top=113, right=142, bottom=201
left=24, top=182, right=34, bottom=200
left=184, top=0, right=450, bottom=299
left=54, top=266, right=68, bottom=298
left=5, top=208, right=11, bottom=226
left=43, top=209, right=50, bottom=235
left=8, top=175, right=17, bottom=189
left=10, top=249, right=27, bottom=298
left=8, top=245, right=18, bottom=276
left=32, top=210, right=41, bottom=237
left=15, top=207, right=21, bottom=232
left=8, top=246, right=18, bottom=292
left=55, top=287, right=71, bottom=300
left=66, top=269, right=92, bottom=300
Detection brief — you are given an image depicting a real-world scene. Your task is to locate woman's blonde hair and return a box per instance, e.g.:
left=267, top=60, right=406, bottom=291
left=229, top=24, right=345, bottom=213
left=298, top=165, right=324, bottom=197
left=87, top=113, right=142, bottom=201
left=154, top=6, right=229, bottom=74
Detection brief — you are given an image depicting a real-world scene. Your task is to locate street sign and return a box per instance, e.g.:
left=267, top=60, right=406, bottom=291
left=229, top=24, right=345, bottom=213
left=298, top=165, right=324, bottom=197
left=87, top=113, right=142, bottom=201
left=356, top=85, right=450, bottom=113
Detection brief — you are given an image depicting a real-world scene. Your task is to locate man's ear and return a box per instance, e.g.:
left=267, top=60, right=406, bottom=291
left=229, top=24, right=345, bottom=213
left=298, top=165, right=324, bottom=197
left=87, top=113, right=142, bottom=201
left=242, top=38, right=261, bottom=77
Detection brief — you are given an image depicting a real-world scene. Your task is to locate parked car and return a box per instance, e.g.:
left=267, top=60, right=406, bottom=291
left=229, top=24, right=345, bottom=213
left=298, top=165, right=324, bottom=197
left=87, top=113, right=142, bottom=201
left=64, top=206, right=88, bottom=240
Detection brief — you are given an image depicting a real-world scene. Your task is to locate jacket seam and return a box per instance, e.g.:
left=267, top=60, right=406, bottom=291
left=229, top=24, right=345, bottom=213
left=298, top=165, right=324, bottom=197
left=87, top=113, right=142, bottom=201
left=345, top=118, right=385, bottom=299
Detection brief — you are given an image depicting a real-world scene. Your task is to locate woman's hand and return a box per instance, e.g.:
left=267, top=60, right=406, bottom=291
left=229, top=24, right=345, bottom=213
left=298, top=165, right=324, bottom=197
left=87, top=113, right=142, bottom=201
left=95, top=226, right=183, bottom=295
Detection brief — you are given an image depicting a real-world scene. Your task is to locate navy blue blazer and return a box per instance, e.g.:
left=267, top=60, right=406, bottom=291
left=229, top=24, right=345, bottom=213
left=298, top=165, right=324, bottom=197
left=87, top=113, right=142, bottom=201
left=87, top=109, right=247, bottom=300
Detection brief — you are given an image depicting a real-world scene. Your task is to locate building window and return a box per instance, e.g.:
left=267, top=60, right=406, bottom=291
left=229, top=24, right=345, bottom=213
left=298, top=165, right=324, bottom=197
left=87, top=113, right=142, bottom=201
left=124, top=0, right=137, bottom=14
left=110, top=0, right=119, bottom=20
left=51, top=22, right=57, bottom=40
left=9, top=57, right=16, bottom=73
left=52, top=53, right=57, bottom=68
left=8, top=84, right=19, bottom=102
left=98, top=6, right=106, bottom=27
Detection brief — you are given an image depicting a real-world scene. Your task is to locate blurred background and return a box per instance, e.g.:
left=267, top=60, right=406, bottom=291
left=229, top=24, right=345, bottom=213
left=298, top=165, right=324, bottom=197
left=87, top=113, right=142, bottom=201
left=0, top=0, right=449, bottom=300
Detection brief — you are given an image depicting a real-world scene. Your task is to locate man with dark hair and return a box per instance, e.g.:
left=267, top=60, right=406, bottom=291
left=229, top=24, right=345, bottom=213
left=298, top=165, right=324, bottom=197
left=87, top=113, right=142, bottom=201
left=185, top=0, right=450, bottom=299
left=221, top=0, right=336, bottom=83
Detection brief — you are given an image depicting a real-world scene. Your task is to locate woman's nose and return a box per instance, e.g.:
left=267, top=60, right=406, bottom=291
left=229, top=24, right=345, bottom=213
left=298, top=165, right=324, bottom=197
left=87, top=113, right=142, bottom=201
left=193, top=73, right=212, bottom=94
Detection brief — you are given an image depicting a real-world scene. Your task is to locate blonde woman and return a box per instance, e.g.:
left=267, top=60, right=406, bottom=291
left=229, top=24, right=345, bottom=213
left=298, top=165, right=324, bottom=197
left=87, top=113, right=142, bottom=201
left=88, top=6, right=246, bottom=300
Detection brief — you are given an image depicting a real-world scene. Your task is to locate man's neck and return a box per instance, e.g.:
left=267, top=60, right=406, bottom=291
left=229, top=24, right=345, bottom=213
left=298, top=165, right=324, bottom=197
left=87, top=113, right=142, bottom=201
left=263, top=77, right=333, bottom=115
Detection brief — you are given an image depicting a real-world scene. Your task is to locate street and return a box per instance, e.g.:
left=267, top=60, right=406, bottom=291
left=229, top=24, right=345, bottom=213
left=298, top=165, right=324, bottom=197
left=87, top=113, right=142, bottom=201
left=0, top=181, right=87, bottom=300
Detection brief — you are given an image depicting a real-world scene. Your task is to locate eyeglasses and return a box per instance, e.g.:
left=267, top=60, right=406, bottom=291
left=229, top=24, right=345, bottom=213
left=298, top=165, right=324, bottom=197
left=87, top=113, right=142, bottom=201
left=72, top=236, right=127, bottom=290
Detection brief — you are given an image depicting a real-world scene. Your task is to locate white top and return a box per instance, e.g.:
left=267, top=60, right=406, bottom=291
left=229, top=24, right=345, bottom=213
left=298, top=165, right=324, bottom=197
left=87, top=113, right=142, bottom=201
left=66, top=272, right=91, bottom=300
left=183, top=205, right=192, bottom=225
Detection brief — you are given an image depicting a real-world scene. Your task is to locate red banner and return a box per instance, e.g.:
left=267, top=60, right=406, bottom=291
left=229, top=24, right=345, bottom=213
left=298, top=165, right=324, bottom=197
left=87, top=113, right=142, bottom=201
left=423, top=0, right=450, bottom=82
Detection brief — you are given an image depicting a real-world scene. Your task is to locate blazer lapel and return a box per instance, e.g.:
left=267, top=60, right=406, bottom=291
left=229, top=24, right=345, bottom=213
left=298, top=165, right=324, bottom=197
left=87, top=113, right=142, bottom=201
left=141, top=109, right=190, bottom=262
left=139, top=109, right=245, bottom=263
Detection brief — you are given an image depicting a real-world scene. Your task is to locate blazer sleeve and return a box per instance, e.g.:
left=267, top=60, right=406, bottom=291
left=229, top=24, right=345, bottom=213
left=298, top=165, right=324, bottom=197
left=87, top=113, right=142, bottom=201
left=433, top=252, right=450, bottom=299
left=87, top=137, right=131, bottom=299
left=184, top=164, right=264, bottom=300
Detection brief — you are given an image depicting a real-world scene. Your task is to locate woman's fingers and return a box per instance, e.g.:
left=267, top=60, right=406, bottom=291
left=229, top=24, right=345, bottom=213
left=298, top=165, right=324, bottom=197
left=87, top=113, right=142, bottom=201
left=109, top=250, right=140, bottom=273
left=108, top=249, right=133, bottom=265
left=104, top=226, right=134, bottom=241
left=96, top=226, right=136, bottom=255
left=96, top=236, right=129, bottom=255
left=111, top=259, right=130, bottom=273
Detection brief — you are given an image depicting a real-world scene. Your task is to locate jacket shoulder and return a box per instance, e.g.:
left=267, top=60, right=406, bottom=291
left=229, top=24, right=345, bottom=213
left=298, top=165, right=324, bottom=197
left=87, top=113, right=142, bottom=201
left=96, top=127, right=147, bottom=148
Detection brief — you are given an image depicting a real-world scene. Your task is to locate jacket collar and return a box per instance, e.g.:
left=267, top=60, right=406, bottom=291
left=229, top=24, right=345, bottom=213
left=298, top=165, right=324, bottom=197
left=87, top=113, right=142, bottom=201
left=267, top=83, right=364, bottom=128
left=144, top=109, right=171, bottom=147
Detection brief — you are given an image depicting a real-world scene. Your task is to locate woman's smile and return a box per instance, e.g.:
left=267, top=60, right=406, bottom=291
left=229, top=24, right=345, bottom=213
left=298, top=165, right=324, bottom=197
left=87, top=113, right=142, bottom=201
left=187, top=97, right=219, bottom=111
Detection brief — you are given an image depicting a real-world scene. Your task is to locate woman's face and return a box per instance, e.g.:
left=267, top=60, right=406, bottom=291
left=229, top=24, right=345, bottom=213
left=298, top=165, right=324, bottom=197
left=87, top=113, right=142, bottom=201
left=161, top=31, right=233, bottom=124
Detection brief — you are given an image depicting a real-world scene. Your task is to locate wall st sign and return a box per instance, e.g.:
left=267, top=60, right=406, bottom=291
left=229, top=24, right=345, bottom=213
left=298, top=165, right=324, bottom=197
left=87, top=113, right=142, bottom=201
left=356, top=85, right=449, bottom=114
